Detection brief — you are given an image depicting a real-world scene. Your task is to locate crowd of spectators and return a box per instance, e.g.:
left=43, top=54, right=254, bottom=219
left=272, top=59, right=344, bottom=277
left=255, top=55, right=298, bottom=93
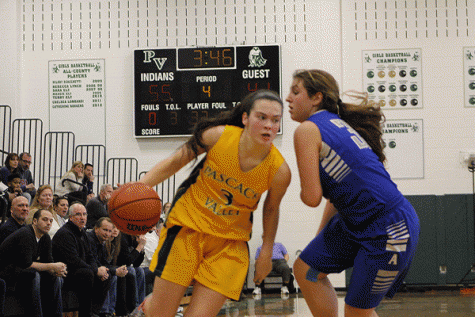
left=0, top=152, right=163, bottom=317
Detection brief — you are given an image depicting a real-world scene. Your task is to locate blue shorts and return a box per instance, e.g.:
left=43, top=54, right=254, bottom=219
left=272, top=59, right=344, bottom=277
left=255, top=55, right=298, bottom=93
left=299, top=201, right=419, bottom=309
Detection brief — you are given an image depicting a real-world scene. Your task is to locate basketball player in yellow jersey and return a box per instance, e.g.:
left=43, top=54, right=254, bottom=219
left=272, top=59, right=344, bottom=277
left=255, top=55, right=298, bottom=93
left=140, top=90, right=291, bottom=317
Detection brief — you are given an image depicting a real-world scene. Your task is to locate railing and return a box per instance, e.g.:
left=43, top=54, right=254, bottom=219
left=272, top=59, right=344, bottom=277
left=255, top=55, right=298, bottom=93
left=139, top=171, right=176, bottom=203
left=75, top=144, right=106, bottom=195
left=11, top=118, right=43, bottom=186
left=106, top=157, right=139, bottom=188
left=41, top=131, right=75, bottom=191
left=0, top=109, right=178, bottom=210
left=0, top=105, right=12, bottom=165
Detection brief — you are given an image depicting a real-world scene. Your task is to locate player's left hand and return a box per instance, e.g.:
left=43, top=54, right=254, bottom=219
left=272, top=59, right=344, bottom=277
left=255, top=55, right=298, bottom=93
left=254, top=254, right=272, bottom=285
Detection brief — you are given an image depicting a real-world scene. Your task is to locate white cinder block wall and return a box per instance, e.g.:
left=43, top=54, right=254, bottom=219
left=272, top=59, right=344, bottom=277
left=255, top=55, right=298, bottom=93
left=1, top=0, right=474, bottom=289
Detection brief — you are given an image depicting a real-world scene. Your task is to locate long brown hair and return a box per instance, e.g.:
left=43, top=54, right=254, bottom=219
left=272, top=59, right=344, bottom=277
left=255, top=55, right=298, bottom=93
left=106, top=227, right=122, bottom=266
left=185, top=89, right=283, bottom=158
left=4, top=153, right=19, bottom=172
left=293, top=69, right=386, bottom=163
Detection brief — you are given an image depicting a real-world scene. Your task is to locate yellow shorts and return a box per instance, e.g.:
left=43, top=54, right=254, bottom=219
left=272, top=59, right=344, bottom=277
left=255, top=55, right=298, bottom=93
left=149, top=225, right=249, bottom=300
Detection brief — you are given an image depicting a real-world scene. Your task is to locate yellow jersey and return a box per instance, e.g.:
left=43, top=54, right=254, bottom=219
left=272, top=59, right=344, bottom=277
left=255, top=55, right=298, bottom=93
left=166, top=125, right=285, bottom=241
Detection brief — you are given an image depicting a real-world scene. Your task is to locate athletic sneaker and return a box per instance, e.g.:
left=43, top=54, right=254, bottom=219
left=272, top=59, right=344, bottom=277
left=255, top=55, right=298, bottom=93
left=252, top=287, right=261, bottom=295
left=281, top=286, right=289, bottom=295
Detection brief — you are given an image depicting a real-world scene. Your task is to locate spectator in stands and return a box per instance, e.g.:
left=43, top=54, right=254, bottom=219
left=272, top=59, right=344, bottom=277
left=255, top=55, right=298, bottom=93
left=86, top=184, right=113, bottom=229
left=18, top=152, right=36, bottom=203
left=26, top=185, right=55, bottom=235
left=52, top=202, right=112, bottom=317
left=101, top=225, right=128, bottom=316
left=161, top=202, right=172, bottom=221
left=0, top=209, right=66, bottom=317
left=0, top=196, right=29, bottom=245
left=5, top=173, right=30, bottom=208
left=55, top=161, right=87, bottom=204
left=89, top=218, right=128, bottom=317
left=0, top=278, right=4, bottom=317
left=52, top=195, right=69, bottom=228
left=82, top=163, right=95, bottom=202
left=0, top=153, right=19, bottom=187
left=141, top=219, right=163, bottom=295
left=106, top=225, right=122, bottom=268
left=87, top=217, right=121, bottom=315
left=115, top=233, right=146, bottom=316
left=252, top=237, right=295, bottom=296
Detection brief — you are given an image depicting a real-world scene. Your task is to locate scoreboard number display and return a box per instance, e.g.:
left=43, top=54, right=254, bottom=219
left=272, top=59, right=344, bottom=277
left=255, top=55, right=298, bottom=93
left=134, top=45, right=281, bottom=137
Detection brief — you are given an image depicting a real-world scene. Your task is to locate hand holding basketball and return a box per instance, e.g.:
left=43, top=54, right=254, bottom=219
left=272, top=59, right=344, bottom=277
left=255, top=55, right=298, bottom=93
left=108, top=182, right=162, bottom=235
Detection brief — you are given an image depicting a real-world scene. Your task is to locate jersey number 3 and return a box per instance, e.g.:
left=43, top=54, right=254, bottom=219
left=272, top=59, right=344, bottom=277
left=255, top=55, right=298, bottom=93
left=330, top=119, right=370, bottom=150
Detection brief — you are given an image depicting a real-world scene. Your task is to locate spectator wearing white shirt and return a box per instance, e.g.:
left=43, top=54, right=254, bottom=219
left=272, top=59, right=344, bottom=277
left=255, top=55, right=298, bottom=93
left=140, top=219, right=163, bottom=294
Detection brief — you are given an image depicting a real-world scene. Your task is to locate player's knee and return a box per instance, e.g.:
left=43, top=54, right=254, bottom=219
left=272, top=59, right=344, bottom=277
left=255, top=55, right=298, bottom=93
left=294, top=258, right=327, bottom=283
left=345, top=304, right=378, bottom=317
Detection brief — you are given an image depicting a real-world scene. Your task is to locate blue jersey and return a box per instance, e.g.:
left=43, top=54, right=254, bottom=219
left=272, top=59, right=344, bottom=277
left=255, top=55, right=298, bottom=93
left=308, top=110, right=407, bottom=237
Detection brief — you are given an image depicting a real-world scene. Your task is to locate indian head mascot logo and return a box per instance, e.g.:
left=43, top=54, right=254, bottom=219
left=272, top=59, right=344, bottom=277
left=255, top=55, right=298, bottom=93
left=248, top=47, right=267, bottom=67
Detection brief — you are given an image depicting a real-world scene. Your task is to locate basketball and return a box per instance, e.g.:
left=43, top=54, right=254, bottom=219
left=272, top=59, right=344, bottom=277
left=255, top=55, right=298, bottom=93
left=108, top=182, right=162, bottom=235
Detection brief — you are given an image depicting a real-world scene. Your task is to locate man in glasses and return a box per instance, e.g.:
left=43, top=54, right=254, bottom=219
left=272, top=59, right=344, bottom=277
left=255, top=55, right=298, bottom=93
left=18, top=152, right=36, bottom=202
left=52, top=202, right=112, bottom=317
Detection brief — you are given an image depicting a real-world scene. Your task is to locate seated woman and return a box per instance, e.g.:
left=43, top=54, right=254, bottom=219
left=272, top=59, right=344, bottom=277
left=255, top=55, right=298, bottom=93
left=55, top=161, right=87, bottom=204
left=26, top=185, right=58, bottom=236
left=100, top=225, right=125, bottom=316
left=0, top=153, right=19, bottom=185
left=116, top=229, right=146, bottom=316
left=101, top=225, right=146, bottom=316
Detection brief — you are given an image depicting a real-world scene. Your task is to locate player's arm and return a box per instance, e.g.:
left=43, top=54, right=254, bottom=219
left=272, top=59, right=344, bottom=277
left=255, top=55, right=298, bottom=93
left=141, top=125, right=225, bottom=187
left=316, top=200, right=338, bottom=235
left=294, top=121, right=323, bottom=207
left=254, top=161, right=291, bottom=284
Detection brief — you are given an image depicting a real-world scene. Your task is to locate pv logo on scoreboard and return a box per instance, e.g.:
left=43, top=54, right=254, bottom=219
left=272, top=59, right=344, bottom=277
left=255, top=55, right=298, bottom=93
left=143, top=50, right=167, bottom=70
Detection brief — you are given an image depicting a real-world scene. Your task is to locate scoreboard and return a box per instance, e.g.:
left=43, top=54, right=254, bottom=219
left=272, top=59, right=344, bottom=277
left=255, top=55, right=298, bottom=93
left=134, top=45, right=281, bottom=137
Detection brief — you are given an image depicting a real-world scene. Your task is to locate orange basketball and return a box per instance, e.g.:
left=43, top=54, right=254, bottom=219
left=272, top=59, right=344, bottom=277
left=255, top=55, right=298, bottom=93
left=108, top=182, right=162, bottom=235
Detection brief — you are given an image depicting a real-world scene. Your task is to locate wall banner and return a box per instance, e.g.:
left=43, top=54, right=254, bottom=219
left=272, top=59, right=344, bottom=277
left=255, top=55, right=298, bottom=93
left=48, top=59, right=106, bottom=145
left=464, top=47, right=475, bottom=107
left=382, top=119, right=424, bottom=179
left=363, top=48, right=422, bottom=110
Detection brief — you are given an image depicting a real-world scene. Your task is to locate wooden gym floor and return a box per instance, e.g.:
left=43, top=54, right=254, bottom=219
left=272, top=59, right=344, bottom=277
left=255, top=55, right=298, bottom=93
left=214, top=290, right=475, bottom=316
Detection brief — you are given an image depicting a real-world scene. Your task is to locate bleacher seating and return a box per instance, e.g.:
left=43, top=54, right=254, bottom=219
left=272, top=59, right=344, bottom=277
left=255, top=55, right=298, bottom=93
left=0, top=105, right=179, bottom=316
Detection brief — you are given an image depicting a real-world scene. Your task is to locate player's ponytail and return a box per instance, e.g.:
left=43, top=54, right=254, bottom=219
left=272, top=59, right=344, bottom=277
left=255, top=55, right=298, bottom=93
left=185, top=89, right=283, bottom=158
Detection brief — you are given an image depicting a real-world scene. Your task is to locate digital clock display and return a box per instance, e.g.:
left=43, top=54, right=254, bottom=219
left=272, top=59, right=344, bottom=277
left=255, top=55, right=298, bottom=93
left=178, top=47, right=236, bottom=70
left=134, top=45, right=281, bottom=137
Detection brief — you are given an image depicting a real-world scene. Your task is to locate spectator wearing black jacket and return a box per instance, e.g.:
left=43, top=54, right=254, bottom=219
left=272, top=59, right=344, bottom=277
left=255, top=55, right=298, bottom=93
left=18, top=152, right=36, bottom=201
left=89, top=218, right=128, bottom=316
left=0, top=209, right=65, bottom=317
left=0, top=196, right=29, bottom=245
left=85, top=184, right=113, bottom=229
left=52, top=202, right=111, bottom=317
left=82, top=163, right=95, bottom=202
left=0, top=278, right=5, bottom=317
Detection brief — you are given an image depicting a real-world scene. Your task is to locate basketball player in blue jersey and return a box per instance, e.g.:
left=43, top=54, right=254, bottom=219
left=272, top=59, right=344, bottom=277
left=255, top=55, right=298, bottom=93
left=287, top=69, right=420, bottom=317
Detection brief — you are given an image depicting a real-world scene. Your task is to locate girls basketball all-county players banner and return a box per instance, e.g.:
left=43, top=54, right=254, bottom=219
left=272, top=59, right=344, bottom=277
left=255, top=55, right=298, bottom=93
left=382, top=119, right=424, bottom=179
left=363, top=48, right=422, bottom=110
left=464, top=47, right=475, bottom=107
left=48, top=59, right=106, bottom=145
